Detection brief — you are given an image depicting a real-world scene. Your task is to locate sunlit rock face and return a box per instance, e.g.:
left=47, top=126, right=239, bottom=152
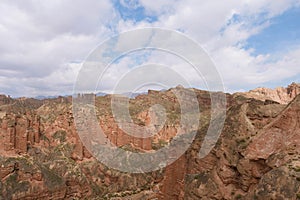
left=0, top=85, right=299, bottom=199
left=236, top=82, right=300, bottom=104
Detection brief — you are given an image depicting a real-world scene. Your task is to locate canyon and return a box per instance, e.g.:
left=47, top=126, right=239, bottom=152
left=0, top=83, right=299, bottom=199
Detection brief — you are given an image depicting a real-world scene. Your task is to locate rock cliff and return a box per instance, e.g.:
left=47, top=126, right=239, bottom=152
left=236, top=82, right=300, bottom=104
left=0, top=85, right=299, bottom=199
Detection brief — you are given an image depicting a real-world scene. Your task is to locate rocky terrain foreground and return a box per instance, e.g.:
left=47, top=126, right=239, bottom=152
left=0, top=83, right=300, bottom=200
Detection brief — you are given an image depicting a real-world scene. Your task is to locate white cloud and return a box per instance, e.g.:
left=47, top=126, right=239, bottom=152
left=138, top=0, right=179, bottom=15
left=0, top=0, right=116, bottom=96
left=120, top=0, right=141, bottom=10
left=113, top=0, right=300, bottom=92
left=0, top=0, right=300, bottom=96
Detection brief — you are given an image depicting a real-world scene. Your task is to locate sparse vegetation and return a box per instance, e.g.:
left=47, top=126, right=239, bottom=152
left=235, top=194, right=243, bottom=199
left=52, top=130, right=67, bottom=142
left=152, top=139, right=169, bottom=150
left=40, top=166, right=64, bottom=191
left=0, top=84, right=300, bottom=199
left=294, top=167, right=300, bottom=172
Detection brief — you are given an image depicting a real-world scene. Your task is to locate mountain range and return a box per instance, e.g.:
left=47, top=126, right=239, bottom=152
left=0, top=83, right=299, bottom=199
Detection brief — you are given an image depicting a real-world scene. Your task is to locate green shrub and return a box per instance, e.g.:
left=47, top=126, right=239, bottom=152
left=52, top=130, right=67, bottom=142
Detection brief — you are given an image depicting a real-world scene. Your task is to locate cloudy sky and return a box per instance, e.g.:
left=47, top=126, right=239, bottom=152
left=0, top=0, right=300, bottom=97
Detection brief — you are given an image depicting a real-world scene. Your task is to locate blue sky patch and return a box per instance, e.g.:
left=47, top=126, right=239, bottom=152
left=245, top=7, right=300, bottom=56
left=113, top=0, right=158, bottom=23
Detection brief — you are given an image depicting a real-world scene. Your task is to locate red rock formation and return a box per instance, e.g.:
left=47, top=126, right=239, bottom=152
left=0, top=113, right=42, bottom=154
left=161, top=154, right=187, bottom=200
left=237, top=82, right=300, bottom=104
left=0, top=85, right=299, bottom=199
left=245, top=94, right=300, bottom=160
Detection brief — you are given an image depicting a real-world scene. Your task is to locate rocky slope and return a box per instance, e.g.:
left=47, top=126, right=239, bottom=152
left=0, top=84, right=299, bottom=199
left=235, top=82, right=300, bottom=104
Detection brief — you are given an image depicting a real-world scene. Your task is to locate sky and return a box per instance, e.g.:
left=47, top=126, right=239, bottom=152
left=0, top=0, right=300, bottom=97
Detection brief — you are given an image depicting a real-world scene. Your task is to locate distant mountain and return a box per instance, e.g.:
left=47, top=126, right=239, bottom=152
left=35, top=95, right=59, bottom=100
left=96, top=91, right=147, bottom=98
left=95, top=92, right=107, bottom=97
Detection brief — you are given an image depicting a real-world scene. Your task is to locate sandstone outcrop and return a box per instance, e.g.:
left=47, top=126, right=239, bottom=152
left=0, top=85, right=299, bottom=199
left=236, top=82, right=300, bottom=104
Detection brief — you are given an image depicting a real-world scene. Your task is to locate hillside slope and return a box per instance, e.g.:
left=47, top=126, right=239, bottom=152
left=0, top=86, right=299, bottom=199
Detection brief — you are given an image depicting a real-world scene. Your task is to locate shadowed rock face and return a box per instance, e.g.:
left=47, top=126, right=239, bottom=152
left=0, top=85, right=299, bottom=199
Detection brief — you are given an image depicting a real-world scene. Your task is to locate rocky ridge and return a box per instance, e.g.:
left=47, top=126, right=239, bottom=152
left=236, top=82, right=300, bottom=104
left=0, top=84, right=299, bottom=199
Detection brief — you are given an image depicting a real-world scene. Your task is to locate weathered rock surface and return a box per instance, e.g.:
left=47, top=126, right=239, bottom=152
left=236, top=82, right=300, bottom=104
left=0, top=85, right=299, bottom=199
